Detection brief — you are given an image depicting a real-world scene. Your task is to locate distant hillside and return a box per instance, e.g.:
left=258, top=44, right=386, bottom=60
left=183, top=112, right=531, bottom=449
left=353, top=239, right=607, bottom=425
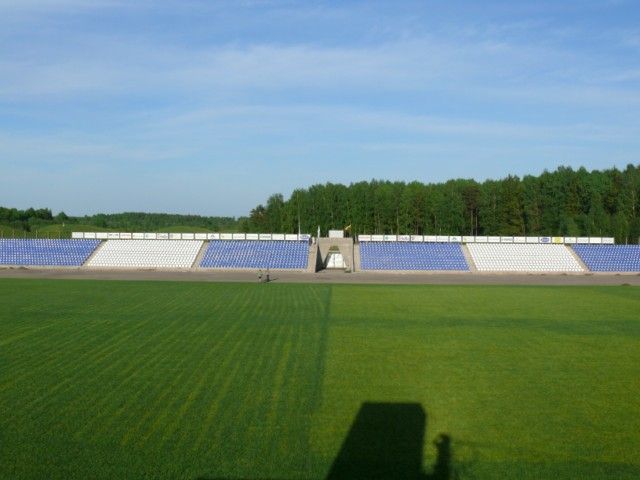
left=0, top=208, right=243, bottom=238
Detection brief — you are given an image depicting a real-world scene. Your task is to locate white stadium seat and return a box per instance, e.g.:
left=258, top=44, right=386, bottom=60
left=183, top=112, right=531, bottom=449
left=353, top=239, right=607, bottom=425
left=86, top=240, right=202, bottom=269
left=467, top=243, right=584, bottom=272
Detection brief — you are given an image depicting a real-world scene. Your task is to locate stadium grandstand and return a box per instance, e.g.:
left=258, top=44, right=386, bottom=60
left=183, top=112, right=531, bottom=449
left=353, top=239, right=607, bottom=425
left=1, top=232, right=640, bottom=273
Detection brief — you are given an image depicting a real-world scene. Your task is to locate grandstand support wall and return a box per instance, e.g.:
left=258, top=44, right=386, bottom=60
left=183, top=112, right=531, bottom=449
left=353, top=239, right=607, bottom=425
left=318, top=237, right=354, bottom=272
left=353, top=243, right=361, bottom=272
left=192, top=241, right=210, bottom=269
left=82, top=240, right=105, bottom=266
left=308, top=243, right=319, bottom=273
left=567, top=245, right=590, bottom=272
left=461, top=244, right=478, bottom=272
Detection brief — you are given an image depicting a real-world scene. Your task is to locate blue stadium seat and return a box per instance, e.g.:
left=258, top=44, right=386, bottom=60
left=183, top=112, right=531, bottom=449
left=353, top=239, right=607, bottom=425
left=572, top=245, right=640, bottom=272
left=0, top=239, right=101, bottom=266
left=360, top=242, right=469, bottom=271
left=200, top=240, right=309, bottom=269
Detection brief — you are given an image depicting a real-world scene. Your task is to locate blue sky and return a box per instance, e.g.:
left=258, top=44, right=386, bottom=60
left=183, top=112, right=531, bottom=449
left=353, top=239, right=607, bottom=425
left=1, top=0, right=639, bottom=217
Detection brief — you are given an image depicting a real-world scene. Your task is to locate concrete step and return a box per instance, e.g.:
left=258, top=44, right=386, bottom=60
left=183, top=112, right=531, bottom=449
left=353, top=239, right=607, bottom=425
left=461, top=244, right=478, bottom=272
left=192, top=241, right=209, bottom=269
left=83, top=241, right=106, bottom=267
left=565, top=244, right=590, bottom=272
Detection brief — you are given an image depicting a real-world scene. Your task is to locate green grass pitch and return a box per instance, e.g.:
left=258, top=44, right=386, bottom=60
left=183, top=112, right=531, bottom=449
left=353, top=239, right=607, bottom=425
left=1, top=279, right=639, bottom=479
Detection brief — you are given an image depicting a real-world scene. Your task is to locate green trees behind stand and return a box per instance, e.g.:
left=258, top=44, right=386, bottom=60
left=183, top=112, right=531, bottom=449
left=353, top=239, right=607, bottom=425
left=243, top=164, right=640, bottom=244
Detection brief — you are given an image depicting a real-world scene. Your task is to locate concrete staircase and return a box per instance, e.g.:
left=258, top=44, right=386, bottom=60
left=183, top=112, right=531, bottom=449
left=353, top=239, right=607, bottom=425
left=317, top=237, right=354, bottom=272
left=460, top=244, right=478, bottom=272
left=192, top=241, right=209, bottom=269
left=82, top=241, right=106, bottom=266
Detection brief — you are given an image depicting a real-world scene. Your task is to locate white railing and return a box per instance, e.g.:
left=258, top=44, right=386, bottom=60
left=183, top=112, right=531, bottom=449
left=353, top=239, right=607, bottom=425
left=72, top=232, right=311, bottom=241
left=357, top=234, right=615, bottom=245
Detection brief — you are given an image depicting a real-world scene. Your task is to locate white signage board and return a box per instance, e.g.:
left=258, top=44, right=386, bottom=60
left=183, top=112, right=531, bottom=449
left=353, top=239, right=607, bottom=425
left=157, top=232, right=169, bottom=239
left=132, top=233, right=144, bottom=239
left=411, top=235, right=424, bottom=242
left=462, top=236, right=475, bottom=243
left=449, top=235, right=462, bottom=243
left=328, top=230, right=344, bottom=239
left=285, top=234, right=299, bottom=241
left=398, top=235, right=410, bottom=242
left=169, top=233, right=182, bottom=240
left=195, top=233, right=207, bottom=240
left=299, top=234, right=311, bottom=241
left=271, top=234, right=285, bottom=240
left=488, top=236, right=500, bottom=243
left=144, top=233, right=157, bottom=240
left=424, top=235, right=437, bottom=242
left=119, top=232, right=132, bottom=239
left=539, top=236, right=551, bottom=244
left=71, top=232, right=83, bottom=239
left=513, top=236, right=526, bottom=243
left=371, top=235, right=384, bottom=241
left=208, top=233, right=220, bottom=240
left=96, top=232, right=108, bottom=239
left=564, top=237, right=577, bottom=244
left=589, top=237, right=602, bottom=244
left=475, top=236, right=488, bottom=243
left=245, top=233, right=259, bottom=240
left=383, top=235, right=397, bottom=241
left=107, top=232, right=120, bottom=239
left=259, top=233, right=272, bottom=240
left=526, top=236, right=539, bottom=243
left=602, top=237, right=615, bottom=244
left=220, top=233, right=233, bottom=240
left=181, top=233, right=195, bottom=240
left=500, top=236, right=514, bottom=243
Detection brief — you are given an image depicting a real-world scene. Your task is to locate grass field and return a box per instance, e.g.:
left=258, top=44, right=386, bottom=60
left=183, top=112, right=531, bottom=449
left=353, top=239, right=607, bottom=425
left=1, top=280, right=639, bottom=479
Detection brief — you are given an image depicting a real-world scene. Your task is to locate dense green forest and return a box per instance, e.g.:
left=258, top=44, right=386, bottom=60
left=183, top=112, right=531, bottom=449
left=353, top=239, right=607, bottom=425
left=3, top=164, right=639, bottom=243
left=242, top=164, right=640, bottom=243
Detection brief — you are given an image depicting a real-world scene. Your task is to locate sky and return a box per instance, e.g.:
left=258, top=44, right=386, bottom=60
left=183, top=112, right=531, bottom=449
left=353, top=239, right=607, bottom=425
left=1, top=0, right=639, bottom=217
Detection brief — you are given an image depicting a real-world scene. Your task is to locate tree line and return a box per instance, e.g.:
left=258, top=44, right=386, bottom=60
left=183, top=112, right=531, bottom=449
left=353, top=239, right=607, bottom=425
left=243, top=164, right=640, bottom=244
left=0, top=208, right=240, bottom=233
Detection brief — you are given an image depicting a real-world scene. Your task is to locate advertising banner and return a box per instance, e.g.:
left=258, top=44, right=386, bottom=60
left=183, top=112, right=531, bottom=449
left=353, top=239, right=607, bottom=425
left=157, top=233, right=169, bottom=240
left=488, top=236, right=500, bottom=243
left=132, top=233, right=144, bottom=239
left=398, top=235, right=411, bottom=242
left=410, top=235, right=424, bottom=242
left=513, top=236, right=526, bottom=243
left=95, top=232, right=109, bottom=239
left=539, top=236, right=551, bottom=244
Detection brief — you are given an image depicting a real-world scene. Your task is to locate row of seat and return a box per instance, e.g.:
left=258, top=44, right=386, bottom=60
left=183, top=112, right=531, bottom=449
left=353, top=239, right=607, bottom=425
left=467, top=244, right=584, bottom=272
left=572, top=245, right=640, bottom=272
left=87, top=240, right=203, bottom=269
left=360, top=243, right=469, bottom=271
left=200, top=240, right=309, bottom=269
left=0, top=239, right=100, bottom=266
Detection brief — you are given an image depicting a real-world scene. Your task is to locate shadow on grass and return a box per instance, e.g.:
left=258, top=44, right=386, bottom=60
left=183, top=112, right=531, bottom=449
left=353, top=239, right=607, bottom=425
left=198, top=402, right=452, bottom=480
